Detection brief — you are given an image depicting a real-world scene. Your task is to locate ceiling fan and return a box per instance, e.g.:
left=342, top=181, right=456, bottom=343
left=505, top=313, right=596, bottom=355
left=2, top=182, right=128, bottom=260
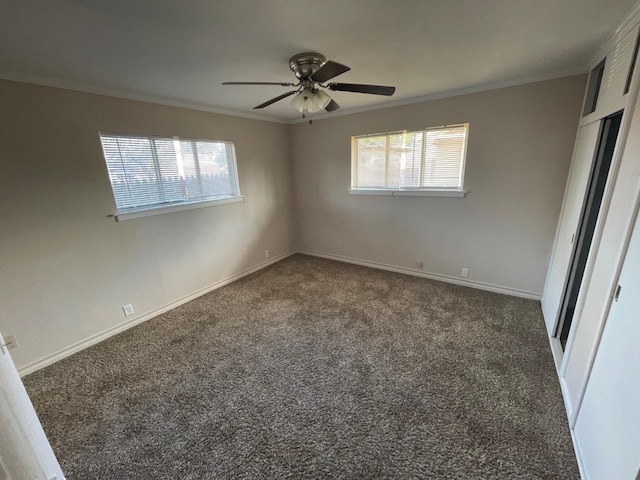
left=222, top=52, right=396, bottom=115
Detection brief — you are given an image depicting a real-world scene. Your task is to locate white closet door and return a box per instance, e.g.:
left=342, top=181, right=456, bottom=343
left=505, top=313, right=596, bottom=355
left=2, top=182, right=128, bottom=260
left=574, top=209, right=640, bottom=480
left=541, top=121, right=601, bottom=333
left=0, top=333, right=65, bottom=480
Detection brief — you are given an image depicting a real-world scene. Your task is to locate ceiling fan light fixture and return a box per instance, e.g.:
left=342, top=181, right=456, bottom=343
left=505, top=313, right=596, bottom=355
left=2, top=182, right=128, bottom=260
left=310, top=89, right=332, bottom=112
left=291, top=88, right=332, bottom=113
left=290, top=88, right=312, bottom=112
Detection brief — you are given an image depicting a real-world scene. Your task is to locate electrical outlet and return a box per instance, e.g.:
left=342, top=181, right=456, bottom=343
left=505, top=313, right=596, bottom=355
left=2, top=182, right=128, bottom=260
left=122, top=304, right=135, bottom=317
left=264, top=249, right=270, bottom=258
left=4, top=335, right=18, bottom=350
left=416, top=260, right=424, bottom=268
left=461, top=267, right=469, bottom=278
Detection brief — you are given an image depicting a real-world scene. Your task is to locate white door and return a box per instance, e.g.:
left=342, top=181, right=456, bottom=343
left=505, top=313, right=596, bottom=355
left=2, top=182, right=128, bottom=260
left=542, top=121, right=601, bottom=333
left=574, top=209, right=640, bottom=479
left=0, top=333, right=65, bottom=480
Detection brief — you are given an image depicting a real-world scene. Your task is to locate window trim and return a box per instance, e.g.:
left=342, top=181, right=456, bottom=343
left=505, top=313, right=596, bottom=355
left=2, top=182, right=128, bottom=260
left=99, top=132, right=243, bottom=221
left=111, top=195, right=245, bottom=222
left=348, top=188, right=467, bottom=197
left=350, top=124, right=469, bottom=196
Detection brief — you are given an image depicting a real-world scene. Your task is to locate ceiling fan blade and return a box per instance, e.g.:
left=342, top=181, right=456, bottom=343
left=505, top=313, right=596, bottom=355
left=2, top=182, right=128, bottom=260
left=328, top=83, right=396, bottom=96
left=310, top=61, right=351, bottom=83
left=325, top=99, right=340, bottom=112
left=253, top=90, right=298, bottom=109
left=222, top=81, right=297, bottom=86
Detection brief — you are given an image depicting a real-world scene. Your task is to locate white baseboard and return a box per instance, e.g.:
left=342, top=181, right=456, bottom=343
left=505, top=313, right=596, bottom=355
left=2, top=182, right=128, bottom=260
left=558, top=364, right=587, bottom=479
left=298, top=249, right=542, bottom=301
left=19, top=248, right=540, bottom=376
left=18, top=250, right=296, bottom=377
left=547, top=335, right=565, bottom=373
left=570, top=423, right=588, bottom=480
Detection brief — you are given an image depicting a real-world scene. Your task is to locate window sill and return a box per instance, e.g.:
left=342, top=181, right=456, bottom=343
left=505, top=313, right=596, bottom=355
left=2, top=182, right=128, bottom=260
left=112, top=195, right=245, bottom=222
left=348, top=189, right=467, bottom=198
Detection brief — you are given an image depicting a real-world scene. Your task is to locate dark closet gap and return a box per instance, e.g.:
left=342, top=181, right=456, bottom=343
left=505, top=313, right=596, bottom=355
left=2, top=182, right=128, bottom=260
left=556, top=111, right=623, bottom=349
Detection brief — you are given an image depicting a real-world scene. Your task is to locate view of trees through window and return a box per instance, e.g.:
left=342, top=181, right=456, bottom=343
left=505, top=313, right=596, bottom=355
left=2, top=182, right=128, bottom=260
left=100, top=134, right=238, bottom=210
left=352, top=124, right=468, bottom=190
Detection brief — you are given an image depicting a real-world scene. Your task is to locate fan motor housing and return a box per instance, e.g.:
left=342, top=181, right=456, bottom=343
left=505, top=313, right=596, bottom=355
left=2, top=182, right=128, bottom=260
left=289, top=52, right=327, bottom=79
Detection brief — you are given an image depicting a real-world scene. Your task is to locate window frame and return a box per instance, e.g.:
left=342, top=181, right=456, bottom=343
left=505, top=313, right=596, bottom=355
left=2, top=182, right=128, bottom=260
left=99, top=132, right=244, bottom=221
left=349, top=124, right=469, bottom=197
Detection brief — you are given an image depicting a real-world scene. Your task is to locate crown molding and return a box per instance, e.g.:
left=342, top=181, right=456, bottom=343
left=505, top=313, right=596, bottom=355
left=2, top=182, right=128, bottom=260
left=0, top=70, right=288, bottom=124
left=288, top=68, right=588, bottom=124
left=0, top=67, right=586, bottom=126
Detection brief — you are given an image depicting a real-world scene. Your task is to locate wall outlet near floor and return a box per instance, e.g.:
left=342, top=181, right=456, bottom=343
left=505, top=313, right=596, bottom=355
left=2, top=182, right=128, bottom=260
left=416, top=260, right=424, bottom=268
left=264, top=249, right=270, bottom=258
left=122, top=304, right=135, bottom=317
left=461, top=267, right=470, bottom=278
left=4, top=334, right=18, bottom=350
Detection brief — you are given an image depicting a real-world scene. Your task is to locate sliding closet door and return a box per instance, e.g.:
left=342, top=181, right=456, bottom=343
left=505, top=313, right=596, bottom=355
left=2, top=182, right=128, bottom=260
left=574, top=209, right=640, bottom=479
left=542, top=121, right=601, bottom=333
left=0, top=333, right=65, bottom=480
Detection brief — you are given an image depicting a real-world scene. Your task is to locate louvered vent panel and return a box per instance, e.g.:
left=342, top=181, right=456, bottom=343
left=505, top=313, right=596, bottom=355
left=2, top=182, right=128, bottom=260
left=598, top=26, right=639, bottom=108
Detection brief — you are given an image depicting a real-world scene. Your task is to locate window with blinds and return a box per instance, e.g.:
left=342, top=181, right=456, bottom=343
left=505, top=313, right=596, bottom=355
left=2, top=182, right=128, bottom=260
left=351, top=124, right=468, bottom=194
left=100, top=134, right=241, bottom=214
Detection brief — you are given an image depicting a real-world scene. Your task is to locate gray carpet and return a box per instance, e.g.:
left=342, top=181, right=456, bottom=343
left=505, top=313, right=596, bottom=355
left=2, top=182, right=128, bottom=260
left=24, top=254, right=579, bottom=479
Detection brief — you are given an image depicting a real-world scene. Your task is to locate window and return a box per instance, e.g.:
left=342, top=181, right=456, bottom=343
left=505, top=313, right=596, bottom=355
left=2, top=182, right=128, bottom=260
left=583, top=59, right=606, bottom=116
left=350, top=124, right=468, bottom=197
left=100, top=134, right=242, bottom=220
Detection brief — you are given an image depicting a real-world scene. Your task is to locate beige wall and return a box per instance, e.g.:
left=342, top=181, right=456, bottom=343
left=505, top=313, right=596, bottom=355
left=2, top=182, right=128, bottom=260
left=0, top=75, right=586, bottom=371
left=0, top=80, right=296, bottom=371
left=290, top=75, right=586, bottom=296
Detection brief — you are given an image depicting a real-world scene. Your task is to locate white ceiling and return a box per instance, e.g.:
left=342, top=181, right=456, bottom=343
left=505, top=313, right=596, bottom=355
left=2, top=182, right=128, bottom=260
left=0, top=0, right=636, bottom=122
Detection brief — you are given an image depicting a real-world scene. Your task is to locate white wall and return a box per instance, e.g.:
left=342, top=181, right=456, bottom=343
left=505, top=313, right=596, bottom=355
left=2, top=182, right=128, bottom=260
left=0, top=80, right=296, bottom=372
left=290, top=76, right=586, bottom=296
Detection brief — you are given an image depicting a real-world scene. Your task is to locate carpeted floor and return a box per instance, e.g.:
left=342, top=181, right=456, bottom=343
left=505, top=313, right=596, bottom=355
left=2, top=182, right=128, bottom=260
left=24, top=254, right=579, bottom=479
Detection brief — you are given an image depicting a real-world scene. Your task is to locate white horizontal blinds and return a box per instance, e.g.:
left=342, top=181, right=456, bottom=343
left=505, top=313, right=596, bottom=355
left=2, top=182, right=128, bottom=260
left=225, top=143, right=240, bottom=194
left=101, top=135, right=174, bottom=209
left=422, top=125, right=467, bottom=189
left=101, top=136, right=132, bottom=207
left=154, top=138, right=183, bottom=203
left=176, top=140, right=234, bottom=199
left=352, top=124, right=467, bottom=190
left=398, top=131, right=424, bottom=188
left=353, top=134, right=388, bottom=188
left=100, top=134, right=239, bottom=211
left=386, top=132, right=406, bottom=187
left=175, top=140, right=200, bottom=198
left=194, top=141, right=234, bottom=197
